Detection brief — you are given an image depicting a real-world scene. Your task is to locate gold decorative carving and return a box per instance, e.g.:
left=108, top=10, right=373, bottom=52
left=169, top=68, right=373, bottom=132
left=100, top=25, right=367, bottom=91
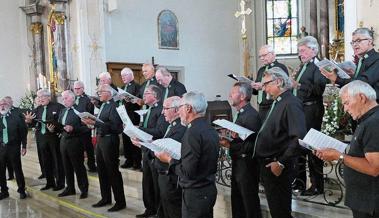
left=30, top=23, right=43, bottom=34
left=53, top=12, right=65, bottom=25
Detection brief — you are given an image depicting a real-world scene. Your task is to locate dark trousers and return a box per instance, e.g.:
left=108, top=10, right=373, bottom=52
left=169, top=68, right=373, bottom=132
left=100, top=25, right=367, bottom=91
left=96, top=135, right=125, bottom=204
left=142, top=153, right=160, bottom=214
left=296, top=102, right=324, bottom=191
left=352, top=209, right=379, bottom=218
left=182, top=183, right=217, bottom=218
left=0, top=144, right=25, bottom=193
left=36, top=134, right=45, bottom=176
left=260, top=159, right=293, bottom=218
left=231, top=157, right=262, bottom=218
left=39, top=134, right=65, bottom=187
left=80, top=132, right=96, bottom=170
left=122, top=133, right=141, bottom=166
left=158, top=174, right=182, bottom=218
left=60, top=136, right=88, bottom=193
left=6, top=155, right=14, bottom=178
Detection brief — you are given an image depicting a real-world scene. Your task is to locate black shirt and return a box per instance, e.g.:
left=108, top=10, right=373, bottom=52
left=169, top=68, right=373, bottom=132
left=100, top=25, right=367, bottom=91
left=169, top=117, right=220, bottom=188
left=95, top=100, right=123, bottom=136
left=139, top=102, right=169, bottom=139
left=74, top=93, right=94, bottom=114
left=119, top=80, right=141, bottom=125
left=164, top=79, right=187, bottom=99
left=254, top=90, right=306, bottom=165
left=336, top=49, right=379, bottom=102
left=294, top=58, right=327, bottom=103
left=58, top=107, right=89, bottom=138
left=0, top=112, right=27, bottom=148
left=138, top=76, right=161, bottom=98
left=230, top=104, right=261, bottom=159
left=344, top=105, right=379, bottom=213
left=155, top=118, right=186, bottom=175
left=31, top=102, right=65, bottom=136
left=253, top=60, right=288, bottom=107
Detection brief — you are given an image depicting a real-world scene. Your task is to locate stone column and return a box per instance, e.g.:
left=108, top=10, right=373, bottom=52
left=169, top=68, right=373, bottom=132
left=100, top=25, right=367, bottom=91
left=21, top=2, right=45, bottom=91
left=320, top=0, right=330, bottom=59
left=49, top=0, right=69, bottom=92
left=310, top=0, right=318, bottom=39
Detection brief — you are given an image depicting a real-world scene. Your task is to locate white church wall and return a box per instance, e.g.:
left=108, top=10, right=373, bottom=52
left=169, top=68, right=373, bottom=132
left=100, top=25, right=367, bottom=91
left=104, top=0, right=240, bottom=100
left=0, top=0, right=30, bottom=104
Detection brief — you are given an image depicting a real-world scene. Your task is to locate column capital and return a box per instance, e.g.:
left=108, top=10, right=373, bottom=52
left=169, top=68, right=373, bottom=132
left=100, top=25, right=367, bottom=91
left=20, top=3, right=45, bottom=16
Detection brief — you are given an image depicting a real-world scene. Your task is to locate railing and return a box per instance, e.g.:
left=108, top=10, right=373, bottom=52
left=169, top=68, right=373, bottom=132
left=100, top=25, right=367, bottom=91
left=216, top=148, right=346, bottom=207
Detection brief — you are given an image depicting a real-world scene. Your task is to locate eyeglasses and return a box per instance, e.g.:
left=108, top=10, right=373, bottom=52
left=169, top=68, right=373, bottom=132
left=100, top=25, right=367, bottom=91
left=97, top=90, right=110, bottom=94
left=350, top=38, right=370, bottom=46
left=262, top=79, right=276, bottom=87
left=258, top=52, right=272, bottom=58
left=144, top=92, right=154, bottom=96
left=163, top=106, right=176, bottom=111
left=73, top=87, right=83, bottom=90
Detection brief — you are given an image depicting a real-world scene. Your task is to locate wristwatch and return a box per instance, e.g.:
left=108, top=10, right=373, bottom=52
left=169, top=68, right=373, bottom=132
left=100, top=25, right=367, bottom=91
left=277, top=161, right=285, bottom=169
left=338, top=154, right=345, bottom=163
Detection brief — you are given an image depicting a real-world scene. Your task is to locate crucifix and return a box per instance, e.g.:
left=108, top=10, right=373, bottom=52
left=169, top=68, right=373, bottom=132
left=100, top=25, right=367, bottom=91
left=235, top=0, right=252, bottom=77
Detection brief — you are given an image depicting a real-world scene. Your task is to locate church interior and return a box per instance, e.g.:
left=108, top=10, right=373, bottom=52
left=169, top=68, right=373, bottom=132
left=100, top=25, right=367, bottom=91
left=0, top=0, right=378, bottom=217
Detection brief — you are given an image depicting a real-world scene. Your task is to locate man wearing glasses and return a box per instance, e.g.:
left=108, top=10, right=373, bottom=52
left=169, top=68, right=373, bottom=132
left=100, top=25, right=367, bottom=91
left=73, top=81, right=97, bottom=173
left=254, top=67, right=306, bottom=218
left=251, top=45, right=288, bottom=120
left=156, top=92, right=220, bottom=218
left=321, top=27, right=379, bottom=103
left=81, top=84, right=126, bottom=212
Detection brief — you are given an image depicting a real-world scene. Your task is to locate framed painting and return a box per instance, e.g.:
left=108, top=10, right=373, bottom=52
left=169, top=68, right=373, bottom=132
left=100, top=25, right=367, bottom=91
left=158, top=10, right=179, bottom=49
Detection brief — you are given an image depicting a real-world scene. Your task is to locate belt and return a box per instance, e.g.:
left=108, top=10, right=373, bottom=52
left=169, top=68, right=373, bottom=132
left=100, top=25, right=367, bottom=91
left=303, top=100, right=320, bottom=106
left=97, top=134, right=112, bottom=137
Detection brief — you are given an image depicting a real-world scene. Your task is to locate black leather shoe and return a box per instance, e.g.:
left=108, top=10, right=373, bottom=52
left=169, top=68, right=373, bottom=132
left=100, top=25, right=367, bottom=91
left=136, top=211, right=155, bottom=218
left=108, top=203, right=126, bottom=212
left=38, top=174, right=45, bottom=179
left=301, top=187, right=323, bottom=196
left=0, top=192, right=9, bottom=200
left=80, top=192, right=88, bottom=199
left=58, top=189, right=76, bottom=197
left=20, top=191, right=27, bottom=199
left=92, top=199, right=112, bottom=208
left=40, top=185, right=54, bottom=191
left=53, top=185, right=65, bottom=191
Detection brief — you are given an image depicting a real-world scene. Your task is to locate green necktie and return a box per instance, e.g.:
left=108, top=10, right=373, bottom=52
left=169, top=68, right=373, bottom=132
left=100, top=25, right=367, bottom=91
left=41, top=106, right=47, bottom=134
left=62, top=108, right=69, bottom=125
left=2, top=116, right=8, bottom=144
left=233, top=111, right=239, bottom=123
left=293, top=63, right=308, bottom=96
left=164, top=87, right=169, bottom=100
left=253, top=99, right=278, bottom=156
left=97, top=103, right=106, bottom=119
left=143, top=107, right=152, bottom=128
left=258, top=66, right=269, bottom=104
left=354, top=57, right=363, bottom=79
left=124, top=83, right=129, bottom=91
left=163, top=124, right=172, bottom=138
left=75, top=96, right=80, bottom=105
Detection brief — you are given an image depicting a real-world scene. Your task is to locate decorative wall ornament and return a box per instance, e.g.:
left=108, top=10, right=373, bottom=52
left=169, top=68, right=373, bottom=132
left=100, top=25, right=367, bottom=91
left=30, top=23, right=43, bottom=34
left=158, top=10, right=179, bottom=49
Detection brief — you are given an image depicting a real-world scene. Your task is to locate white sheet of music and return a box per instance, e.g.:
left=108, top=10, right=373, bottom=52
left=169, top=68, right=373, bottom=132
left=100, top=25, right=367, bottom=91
left=300, top=128, right=347, bottom=153
left=141, top=138, right=181, bottom=160
left=116, top=106, right=132, bottom=125
left=212, top=119, right=254, bottom=140
left=73, top=110, right=104, bottom=123
left=123, top=125, right=153, bottom=142
left=116, top=88, right=141, bottom=102
left=227, top=74, right=253, bottom=83
left=315, top=59, right=351, bottom=79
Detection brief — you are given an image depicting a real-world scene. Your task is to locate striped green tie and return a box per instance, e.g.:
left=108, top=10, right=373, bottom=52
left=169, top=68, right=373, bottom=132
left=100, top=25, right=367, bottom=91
left=163, top=124, right=172, bottom=138
left=2, top=116, right=8, bottom=144
left=164, top=87, right=169, bottom=100
left=97, top=103, right=105, bottom=119
left=41, top=106, right=47, bottom=134
left=293, top=63, right=308, bottom=96
left=354, top=57, right=363, bottom=79
left=143, top=108, right=152, bottom=128
left=75, top=96, right=80, bottom=105
left=233, top=112, right=239, bottom=123
left=62, top=108, right=69, bottom=125
left=258, top=66, right=269, bottom=104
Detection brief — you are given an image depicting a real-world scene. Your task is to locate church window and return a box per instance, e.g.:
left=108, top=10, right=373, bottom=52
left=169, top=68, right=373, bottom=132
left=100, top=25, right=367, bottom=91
left=266, top=0, right=299, bottom=56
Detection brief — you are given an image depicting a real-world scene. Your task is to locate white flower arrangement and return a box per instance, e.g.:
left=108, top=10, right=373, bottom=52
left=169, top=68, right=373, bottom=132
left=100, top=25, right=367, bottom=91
left=19, top=91, right=36, bottom=111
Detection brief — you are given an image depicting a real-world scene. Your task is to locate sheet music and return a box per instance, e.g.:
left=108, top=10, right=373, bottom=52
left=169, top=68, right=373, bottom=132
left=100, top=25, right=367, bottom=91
left=212, top=119, right=254, bottom=140
left=299, top=128, right=347, bottom=153
left=123, top=125, right=153, bottom=142
left=73, top=110, right=104, bottom=123
left=116, top=88, right=142, bottom=103
left=315, top=59, right=351, bottom=79
left=227, top=74, right=253, bottom=83
left=116, top=106, right=132, bottom=125
left=141, top=138, right=181, bottom=160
